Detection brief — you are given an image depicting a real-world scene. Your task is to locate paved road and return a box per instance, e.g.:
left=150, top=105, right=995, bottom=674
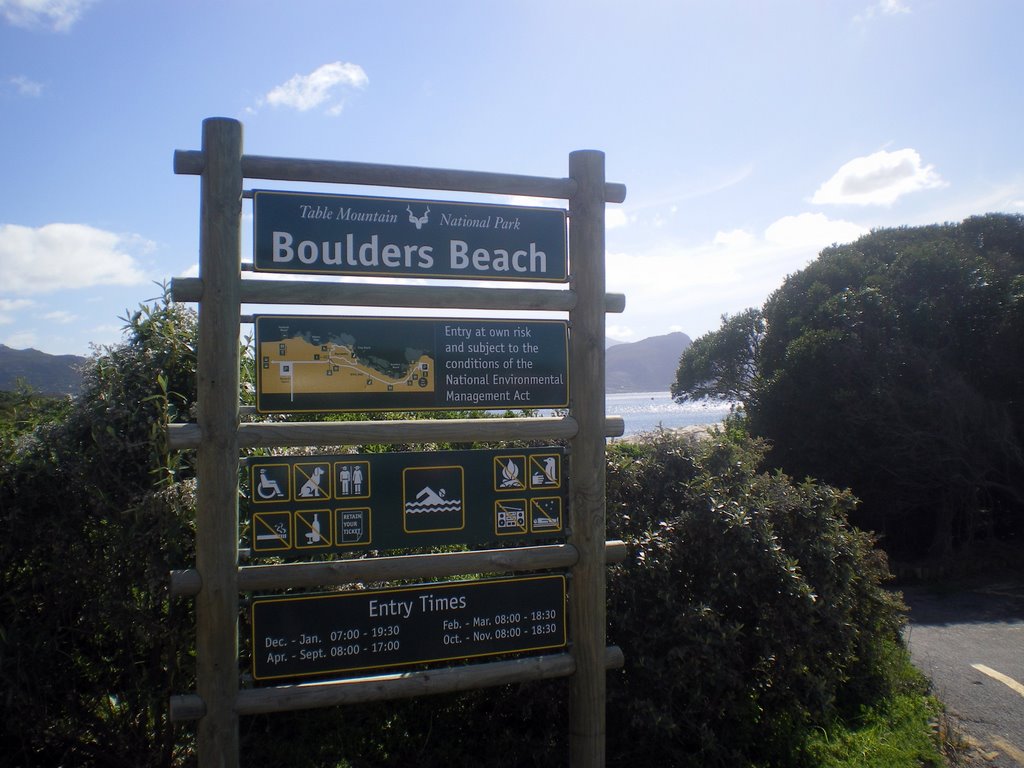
left=903, top=581, right=1024, bottom=767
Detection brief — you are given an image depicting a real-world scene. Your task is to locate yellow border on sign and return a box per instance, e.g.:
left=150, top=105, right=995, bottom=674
left=528, top=454, right=561, bottom=490
left=333, top=460, right=371, bottom=500
left=333, top=507, right=372, bottom=547
left=254, top=316, right=570, bottom=414
left=251, top=462, right=291, bottom=503
left=494, top=499, right=528, bottom=536
left=250, top=574, right=567, bottom=681
left=251, top=511, right=292, bottom=551
left=494, top=454, right=527, bottom=492
left=294, top=509, right=332, bottom=549
left=294, top=462, right=332, bottom=500
left=530, top=497, right=563, bottom=533
left=401, top=465, right=465, bottom=534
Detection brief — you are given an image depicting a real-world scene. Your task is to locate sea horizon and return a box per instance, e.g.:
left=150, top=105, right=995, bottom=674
left=606, top=391, right=733, bottom=438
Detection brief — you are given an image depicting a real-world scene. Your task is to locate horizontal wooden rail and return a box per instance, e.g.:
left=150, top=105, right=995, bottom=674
left=173, top=150, right=627, bottom=204
left=170, top=540, right=628, bottom=597
left=167, top=415, right=626, bottom=450
left=170, top=277, right=627, bottom=314
left=170, top=645, right=624, bottom=721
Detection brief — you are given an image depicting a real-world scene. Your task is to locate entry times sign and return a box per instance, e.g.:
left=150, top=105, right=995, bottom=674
left=252, top=574, right=567, bottom=681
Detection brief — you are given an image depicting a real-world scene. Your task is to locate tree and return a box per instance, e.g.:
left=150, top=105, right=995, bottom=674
left=671, top=308, right=765, bottom=406
left=673, top=214, right=1024, bottom=557
left=0, top=290, right=199, bottom=767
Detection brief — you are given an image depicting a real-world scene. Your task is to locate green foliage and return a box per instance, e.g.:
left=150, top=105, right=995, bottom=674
left=671, top=307, right=765, bottom=405
left=673, top=213, right=1024, bottom=557
left=603, top=432, right=904, bottom=767
left=0, top=382, right=72, bottom=457
left=0, top=291, right=198, bottom=767
left=803, top=656, right=944, bottom=768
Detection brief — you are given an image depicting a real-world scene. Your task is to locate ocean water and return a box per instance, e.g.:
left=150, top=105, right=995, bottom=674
left=606, top=391, right=733, bottom=438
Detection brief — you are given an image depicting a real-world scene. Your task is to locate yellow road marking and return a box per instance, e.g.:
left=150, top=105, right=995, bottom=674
left=972, top=663, right=1024, bottom=698
left=989, top=735, right=1024, bottom=765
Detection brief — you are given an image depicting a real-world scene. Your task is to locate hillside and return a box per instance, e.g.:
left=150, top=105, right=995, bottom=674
left=0, top=345, right=86, bottom=395
left=606, top=331, right=691, bottom=393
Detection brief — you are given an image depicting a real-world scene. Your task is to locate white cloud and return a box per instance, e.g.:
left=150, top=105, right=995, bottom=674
left=3, top=330, right=38, bottom=349
left=606, top=208, right=629, bottom=230
left=855, top=0, right=910, bottom=22
left=713, top=228, right=755, bottom=248
left=506, top=195, right=564, bottom=209
left=606, top=324, right=636, bottom=342
left=605, top=212, right=869, bottom=340
left=0, top=222, right=149, bottom=295
left=764, top=212, right=867, bottom=248
left=0, top=297, right=32, bottom=324
left=812, top=148, right=945, bottom=206
left=10, top=75, right=43, bottom=96
left=263, top=61, right=368, bottom=114
left=0, top=0, right=94, bottom=31
left=43, top=309, right=76, bottom=323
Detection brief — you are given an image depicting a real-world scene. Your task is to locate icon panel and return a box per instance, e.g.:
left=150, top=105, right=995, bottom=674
left=335, top=507, right=372, bottom=546
left=251, top=511, right=291, bottom=551
left=495, top=499, right=528, bottom=535
left=294, top=509, right=332, bottom=550
left=334, top=460, right=370, bottom=500
left=530, top=497, right=563, bottom=533
left=294, top=462, right=331, bottom=499
left=402, top=466, right=465, bottom=533
left=494, top=455, right=527, bottom=491
left=529, top=454, right=561, bottom=489
left=252, top=463, right=290, bottom=502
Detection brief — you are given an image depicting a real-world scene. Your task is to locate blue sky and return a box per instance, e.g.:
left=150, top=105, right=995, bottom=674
left=1, top=0, right=1022, bottom=357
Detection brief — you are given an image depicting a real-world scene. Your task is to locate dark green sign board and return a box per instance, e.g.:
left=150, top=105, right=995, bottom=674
left=252, top=574, right=566, bottom=681
left=253, top=190, right=567, bottom=282
left=247, top=447, right=567, bottom=557
left=254, top=315, right=569, bottom=414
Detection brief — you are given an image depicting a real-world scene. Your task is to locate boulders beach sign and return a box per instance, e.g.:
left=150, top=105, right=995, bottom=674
left=254, top=190, right=568, bottom=281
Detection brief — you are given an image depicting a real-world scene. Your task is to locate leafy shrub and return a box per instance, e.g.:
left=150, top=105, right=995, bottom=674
left=673, top=214, right=1024, bottom=558
left=604, top=431, right=904, bottom=767
left=0, top=294, right=198, bottom=767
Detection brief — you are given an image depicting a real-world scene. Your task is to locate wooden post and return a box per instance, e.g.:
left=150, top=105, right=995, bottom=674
left=567, top=150, right=608, bottom=767
left=195, top=117, right=243, bottom=768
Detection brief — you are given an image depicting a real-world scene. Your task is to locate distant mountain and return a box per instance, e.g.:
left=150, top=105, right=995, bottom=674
left=605, top=332, right=691, bottom=393
left=0, top=345, right=87, bottom=395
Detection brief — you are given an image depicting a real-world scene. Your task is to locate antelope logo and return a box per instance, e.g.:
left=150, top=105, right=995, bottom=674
left=406, top=205, right=430, bottom=230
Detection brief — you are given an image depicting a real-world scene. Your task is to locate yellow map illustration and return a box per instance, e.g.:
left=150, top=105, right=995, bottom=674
left=260, top=336, right=434, bottom=397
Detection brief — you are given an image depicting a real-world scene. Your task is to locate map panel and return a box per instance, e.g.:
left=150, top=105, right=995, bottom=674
left=255, top=315, right=568, bottom=414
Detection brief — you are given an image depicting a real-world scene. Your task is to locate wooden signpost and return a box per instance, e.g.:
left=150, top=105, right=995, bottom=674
left=168, top=117, right=626, bottom=767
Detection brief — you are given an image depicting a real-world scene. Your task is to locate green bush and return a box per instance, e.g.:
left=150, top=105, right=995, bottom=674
left=0, top=295, right=198, bottom=767
left=604, top=431, right=904, bottom=767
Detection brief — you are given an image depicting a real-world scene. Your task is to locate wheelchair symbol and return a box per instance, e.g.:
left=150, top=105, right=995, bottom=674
left=256, top=468, right=286, bottom=499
